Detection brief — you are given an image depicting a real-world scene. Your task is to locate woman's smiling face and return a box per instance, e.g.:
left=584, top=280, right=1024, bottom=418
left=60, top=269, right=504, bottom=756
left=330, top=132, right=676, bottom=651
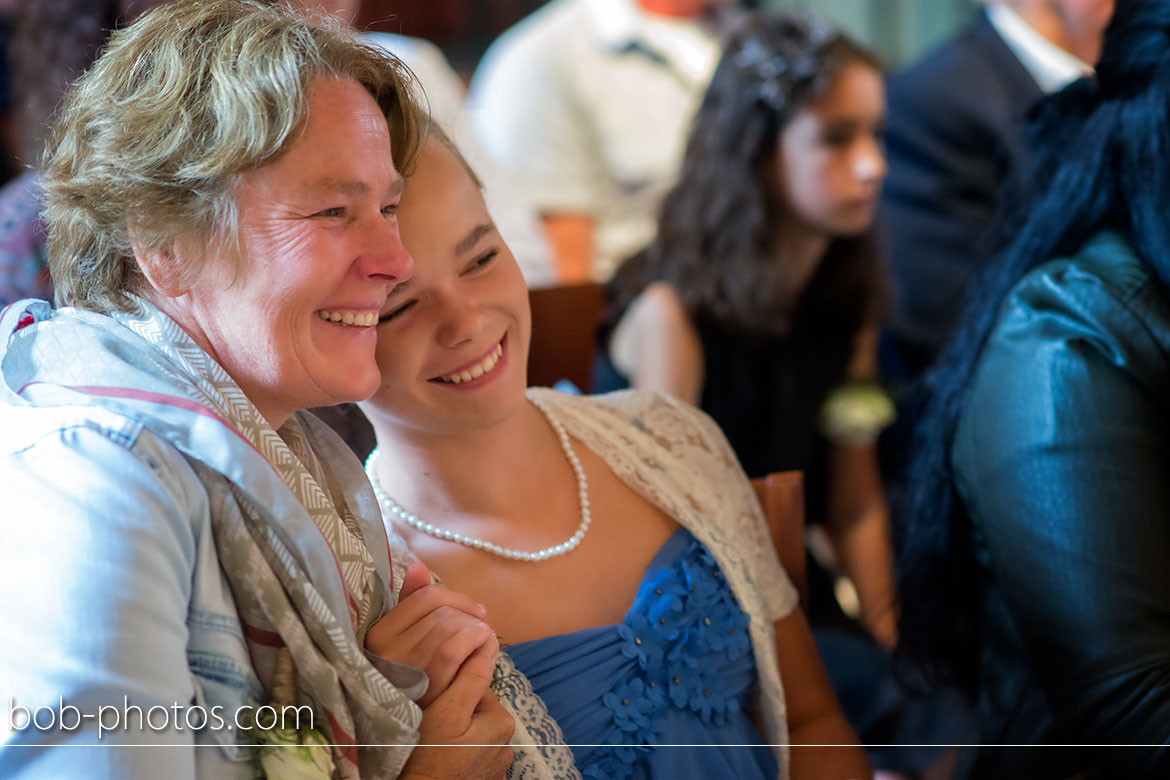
left=152, top=76, right=413, bottom=428
left=363, top=135, right=532, bottom=437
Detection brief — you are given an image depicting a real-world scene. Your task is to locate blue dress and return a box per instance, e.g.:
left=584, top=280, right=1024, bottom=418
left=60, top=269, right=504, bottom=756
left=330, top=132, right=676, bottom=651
left=508, top=528, right=778, bottom=780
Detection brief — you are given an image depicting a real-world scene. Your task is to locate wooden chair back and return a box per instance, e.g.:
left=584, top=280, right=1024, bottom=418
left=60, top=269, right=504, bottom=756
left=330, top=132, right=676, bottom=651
left=526, top=282, right=607, bottom=391
left=750, top=470, right=808, bottom=612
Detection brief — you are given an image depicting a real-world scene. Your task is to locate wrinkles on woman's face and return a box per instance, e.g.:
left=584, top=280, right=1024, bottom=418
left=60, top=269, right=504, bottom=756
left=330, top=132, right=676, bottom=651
left=169, top=76, right=412, bottom=428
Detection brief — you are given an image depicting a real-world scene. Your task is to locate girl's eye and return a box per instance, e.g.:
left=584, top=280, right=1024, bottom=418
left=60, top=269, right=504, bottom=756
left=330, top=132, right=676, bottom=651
left=381, top=204, right=398, bottom=217
left=467, top=249, right=499, bottom=272
left=378, top=300, right=415, bottom=323
left=823, top=131, right=854, bottom=148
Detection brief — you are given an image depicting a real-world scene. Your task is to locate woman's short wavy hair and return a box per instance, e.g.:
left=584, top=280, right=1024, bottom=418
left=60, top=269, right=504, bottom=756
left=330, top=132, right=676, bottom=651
left=41, top=0, right=423, bottom=313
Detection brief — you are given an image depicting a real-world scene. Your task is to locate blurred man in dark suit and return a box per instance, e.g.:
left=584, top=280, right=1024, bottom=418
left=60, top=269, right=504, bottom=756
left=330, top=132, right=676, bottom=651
left=880, top=0, right=1113, bottom=384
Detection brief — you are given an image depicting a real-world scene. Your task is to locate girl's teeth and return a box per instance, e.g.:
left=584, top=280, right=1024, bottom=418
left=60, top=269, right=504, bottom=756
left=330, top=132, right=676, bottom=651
left=440, top=342, right=504, bottom=384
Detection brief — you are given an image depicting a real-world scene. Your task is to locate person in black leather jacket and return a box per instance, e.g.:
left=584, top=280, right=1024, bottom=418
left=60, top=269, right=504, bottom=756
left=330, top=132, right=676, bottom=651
left=896, top=1, right=1170, bottom=776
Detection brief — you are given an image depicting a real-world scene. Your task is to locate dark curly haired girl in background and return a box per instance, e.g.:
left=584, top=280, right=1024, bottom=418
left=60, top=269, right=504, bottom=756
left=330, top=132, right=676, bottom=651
left=597, top=11, right=964, bottom=776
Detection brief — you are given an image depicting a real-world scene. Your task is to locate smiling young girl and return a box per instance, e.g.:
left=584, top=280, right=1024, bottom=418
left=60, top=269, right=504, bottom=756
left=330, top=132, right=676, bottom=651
left=358, top=121, right=870, bottom=778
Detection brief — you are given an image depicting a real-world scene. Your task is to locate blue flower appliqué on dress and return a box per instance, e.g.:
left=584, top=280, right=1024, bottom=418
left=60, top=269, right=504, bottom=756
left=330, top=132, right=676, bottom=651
left=507, top=529, right=776, bottom=780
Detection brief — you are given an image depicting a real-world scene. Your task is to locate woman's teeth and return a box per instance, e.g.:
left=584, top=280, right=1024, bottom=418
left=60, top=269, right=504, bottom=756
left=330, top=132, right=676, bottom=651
left=317, top=310, right=377, bottom=327
left=438, top=343, right=504, bottom=384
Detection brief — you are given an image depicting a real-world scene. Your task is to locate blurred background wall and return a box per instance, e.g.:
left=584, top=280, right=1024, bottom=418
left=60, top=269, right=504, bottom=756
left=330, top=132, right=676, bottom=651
left=0, top=0, right=980, bottom=186
left=768, top=0, right=976, bottom=66
left=354, top=0, right=979, bottom=76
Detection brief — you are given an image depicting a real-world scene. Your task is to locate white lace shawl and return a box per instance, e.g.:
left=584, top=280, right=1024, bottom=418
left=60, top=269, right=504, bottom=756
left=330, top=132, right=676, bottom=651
left=384, top=388, right=798, bottom=779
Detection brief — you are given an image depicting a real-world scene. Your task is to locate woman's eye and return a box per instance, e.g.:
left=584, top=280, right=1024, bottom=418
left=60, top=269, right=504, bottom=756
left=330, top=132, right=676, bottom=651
left=315, top=207, right=344, bottom=218
left=381, top=203, right=398, bottom=218
left=378, top=300, right=415, bottom=323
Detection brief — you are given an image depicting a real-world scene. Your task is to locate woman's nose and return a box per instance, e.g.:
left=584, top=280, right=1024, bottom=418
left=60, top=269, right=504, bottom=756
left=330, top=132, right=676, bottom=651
left=356, top=213, right=414, bottom=285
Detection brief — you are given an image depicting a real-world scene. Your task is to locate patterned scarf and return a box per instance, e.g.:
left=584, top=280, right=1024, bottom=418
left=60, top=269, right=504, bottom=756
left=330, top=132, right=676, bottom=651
left=107, top=297, right=421, bottom=778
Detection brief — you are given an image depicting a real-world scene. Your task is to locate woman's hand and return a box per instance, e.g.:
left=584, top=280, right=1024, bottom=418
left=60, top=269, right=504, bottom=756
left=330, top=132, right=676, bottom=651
left=399, top=639, right=516, bottom=780
left=366, top=561, right=498, bottom=707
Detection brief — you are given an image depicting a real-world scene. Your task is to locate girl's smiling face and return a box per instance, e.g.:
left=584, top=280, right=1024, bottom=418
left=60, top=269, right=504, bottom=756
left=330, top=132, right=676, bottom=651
left=363, top=136, right=532, bottom=437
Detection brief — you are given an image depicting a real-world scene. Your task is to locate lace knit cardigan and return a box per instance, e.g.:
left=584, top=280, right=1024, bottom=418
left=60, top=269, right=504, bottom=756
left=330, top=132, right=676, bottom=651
left=384, top=388, right=799, bottom=780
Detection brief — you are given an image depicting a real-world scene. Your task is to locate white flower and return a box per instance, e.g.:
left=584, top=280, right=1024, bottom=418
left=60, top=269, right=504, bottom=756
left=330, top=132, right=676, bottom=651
left=255, top=727, right=335, bottom=780
left=820, top=383, right=896, bottom=447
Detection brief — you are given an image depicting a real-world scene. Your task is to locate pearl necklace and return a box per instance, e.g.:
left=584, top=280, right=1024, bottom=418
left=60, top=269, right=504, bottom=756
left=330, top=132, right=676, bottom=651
left=364, top=392, right=591, bottom=562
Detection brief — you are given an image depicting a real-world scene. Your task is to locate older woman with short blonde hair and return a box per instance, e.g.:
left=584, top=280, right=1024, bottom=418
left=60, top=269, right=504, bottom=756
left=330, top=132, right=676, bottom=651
left=0, top=2, right=512, bottom=778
